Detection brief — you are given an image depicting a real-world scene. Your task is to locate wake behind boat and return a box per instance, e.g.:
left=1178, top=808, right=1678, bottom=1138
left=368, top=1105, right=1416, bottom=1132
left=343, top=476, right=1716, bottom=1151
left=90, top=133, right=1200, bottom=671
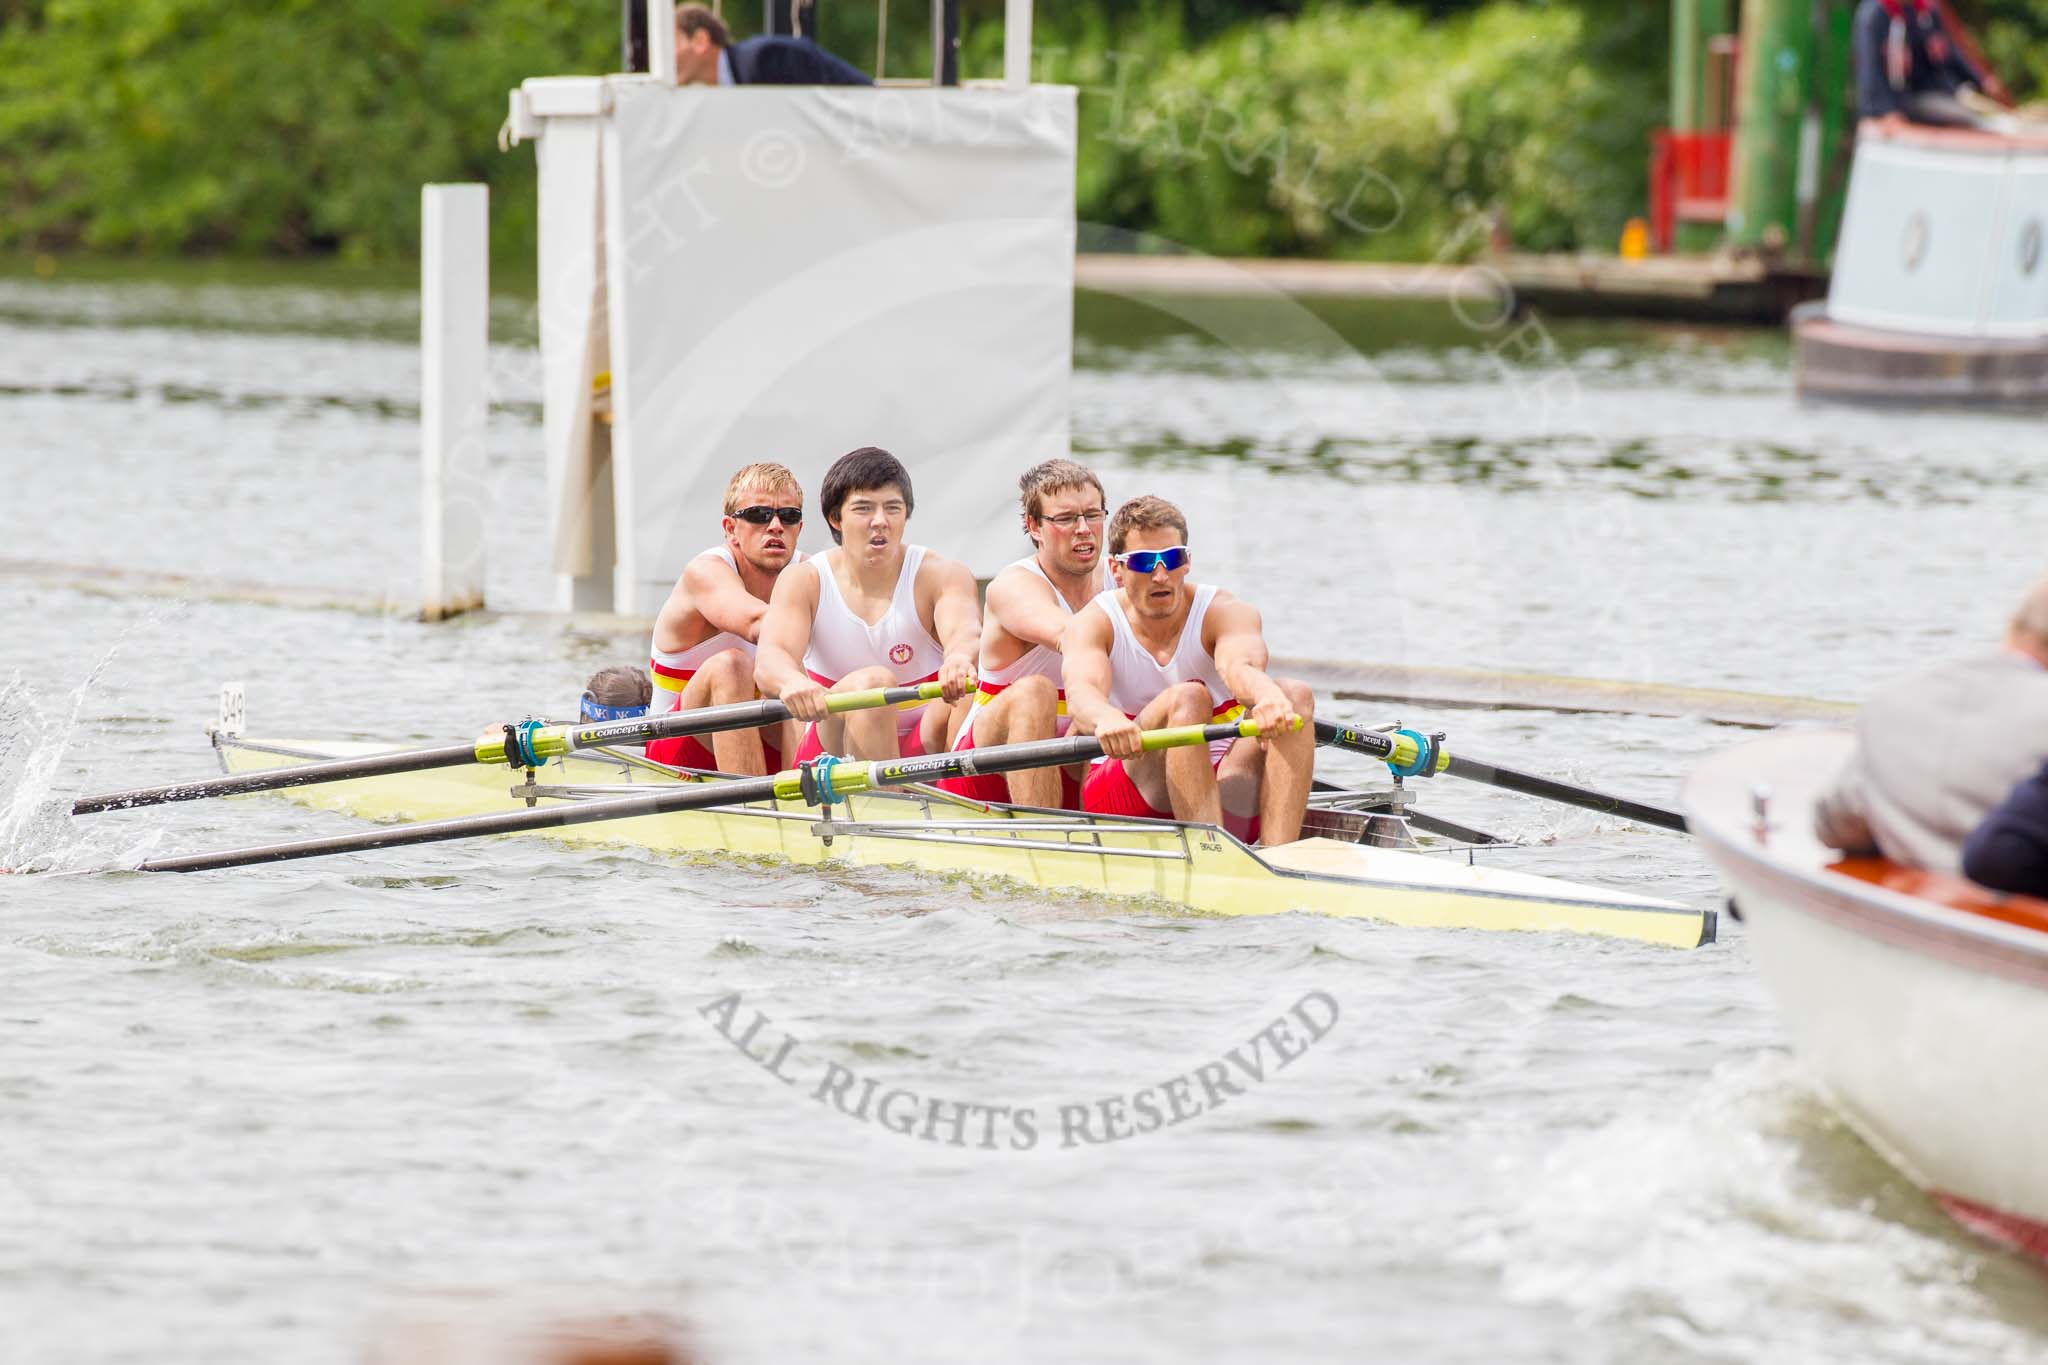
left=1688, top=729, right=2048, bottom=1261
left=199, top=708, right=1712, bottom=949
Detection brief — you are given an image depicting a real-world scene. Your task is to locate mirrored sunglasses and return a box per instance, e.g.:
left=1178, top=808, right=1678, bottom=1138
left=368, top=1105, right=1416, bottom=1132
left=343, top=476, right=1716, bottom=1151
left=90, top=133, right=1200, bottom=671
left=1113, top=545, right=1189, bottom=574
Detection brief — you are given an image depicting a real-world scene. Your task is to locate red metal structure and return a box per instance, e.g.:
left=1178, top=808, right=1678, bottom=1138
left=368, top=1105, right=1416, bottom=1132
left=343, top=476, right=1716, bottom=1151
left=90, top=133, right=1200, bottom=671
left=1649, top=129, right=1734, bottom=253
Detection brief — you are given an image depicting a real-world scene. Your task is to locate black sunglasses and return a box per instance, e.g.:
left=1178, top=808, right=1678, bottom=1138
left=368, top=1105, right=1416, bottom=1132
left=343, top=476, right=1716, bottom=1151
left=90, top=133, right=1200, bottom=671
left=731, top=505, right=804, bottom=526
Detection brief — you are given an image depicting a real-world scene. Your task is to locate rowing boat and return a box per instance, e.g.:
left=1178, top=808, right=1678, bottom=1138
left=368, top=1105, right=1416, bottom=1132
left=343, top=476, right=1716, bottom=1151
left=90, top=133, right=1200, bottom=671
left=208, top=720, right=1714, bottom=949
left=1688, top=730, right=2048, bottom=1260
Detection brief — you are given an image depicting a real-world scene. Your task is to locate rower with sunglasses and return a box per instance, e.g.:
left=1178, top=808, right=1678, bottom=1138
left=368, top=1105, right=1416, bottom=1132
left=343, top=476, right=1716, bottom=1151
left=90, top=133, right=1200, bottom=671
left=754, top=446, right=981, bottom=762
left=931, top=458, right=1110, bottom=810
left=1062, top=495, right=1317, bottom=846
left=644, top=462, right=807, bottom=775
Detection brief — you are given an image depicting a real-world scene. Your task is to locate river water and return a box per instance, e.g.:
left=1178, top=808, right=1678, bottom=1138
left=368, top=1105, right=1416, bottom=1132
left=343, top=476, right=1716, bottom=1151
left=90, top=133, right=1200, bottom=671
left=2, top=261, right=2045, bottom=1363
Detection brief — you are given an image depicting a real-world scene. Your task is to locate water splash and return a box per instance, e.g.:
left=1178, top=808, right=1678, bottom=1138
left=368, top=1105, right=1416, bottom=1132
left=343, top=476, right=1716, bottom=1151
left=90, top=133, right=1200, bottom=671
left=0, top=654, right=164, bottom=875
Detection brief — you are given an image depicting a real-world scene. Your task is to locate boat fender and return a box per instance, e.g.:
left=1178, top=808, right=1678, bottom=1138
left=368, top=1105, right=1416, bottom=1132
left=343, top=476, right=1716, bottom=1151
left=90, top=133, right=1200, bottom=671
left=799, top=753, right=849, bottom=806
left=501, top=719, right=547, bottom=770
left=1387, top=728, right=1444, bottom=779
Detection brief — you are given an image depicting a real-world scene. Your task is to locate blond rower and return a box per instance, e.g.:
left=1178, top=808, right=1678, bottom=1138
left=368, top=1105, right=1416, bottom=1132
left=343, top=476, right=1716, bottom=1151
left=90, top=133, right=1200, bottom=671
left=644, top=462, right=806, bottom=774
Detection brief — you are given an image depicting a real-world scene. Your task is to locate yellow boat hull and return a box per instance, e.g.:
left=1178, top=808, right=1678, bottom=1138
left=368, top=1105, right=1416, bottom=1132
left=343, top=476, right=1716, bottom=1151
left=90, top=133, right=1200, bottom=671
left=215, top=735, right=1714, bottom=948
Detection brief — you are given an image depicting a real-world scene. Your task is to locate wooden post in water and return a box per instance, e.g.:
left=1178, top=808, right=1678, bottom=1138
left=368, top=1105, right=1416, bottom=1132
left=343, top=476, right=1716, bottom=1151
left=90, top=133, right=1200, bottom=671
left=419, top=183, right=489, bottom=623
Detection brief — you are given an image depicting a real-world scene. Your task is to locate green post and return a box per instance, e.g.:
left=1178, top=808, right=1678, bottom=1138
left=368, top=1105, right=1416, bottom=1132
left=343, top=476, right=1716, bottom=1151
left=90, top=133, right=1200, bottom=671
left=1671, top=0, right=1736, bottom=253
left=1810, top=0, right=1857, bottom=260
left=1730, top=0, right=1817, bottom=251
left=1672, top=0, right=1702, bottom=131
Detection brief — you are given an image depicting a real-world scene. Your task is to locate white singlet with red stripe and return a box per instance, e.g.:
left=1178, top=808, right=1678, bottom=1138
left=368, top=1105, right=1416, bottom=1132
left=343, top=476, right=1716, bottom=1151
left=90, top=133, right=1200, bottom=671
left=648, top=545, right=800, bottom=711
left=803, top=544, right=943, bottom=736
left=1096, top=582, right=1242, bottom=759
left=955, top=555, right=1104, bottom=747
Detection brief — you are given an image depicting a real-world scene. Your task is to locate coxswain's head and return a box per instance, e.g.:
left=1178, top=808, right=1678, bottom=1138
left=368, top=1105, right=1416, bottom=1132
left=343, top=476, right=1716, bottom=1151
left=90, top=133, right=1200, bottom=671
left=2011, top=574, right=2048, bottom=669
left=1019, top=458, right=1106, bottom=578
left=674, top=4, right=731, bottom=85
left=822, top=446, right=913, bottom=563
left=721, top=461, right=804, bottom=574
left=1107, top=495, right=1192, bottom=622
left=581, top=665, right=653, bottom=722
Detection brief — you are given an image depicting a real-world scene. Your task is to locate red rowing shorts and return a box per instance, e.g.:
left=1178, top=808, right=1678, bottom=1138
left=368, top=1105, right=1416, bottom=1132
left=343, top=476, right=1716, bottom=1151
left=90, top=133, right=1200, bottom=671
left=793, top=720, right=927, bottom=765
left=932, top=724, right=1083, bottom=809
left=647, top=731, right=782, bottom=774
left=1081, top=755, right=1260, bottom=845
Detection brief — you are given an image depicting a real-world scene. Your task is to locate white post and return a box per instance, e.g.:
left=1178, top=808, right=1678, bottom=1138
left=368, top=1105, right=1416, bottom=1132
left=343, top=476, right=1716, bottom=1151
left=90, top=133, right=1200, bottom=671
left=420, top=183, right=490, bottom=623
left=1003, top=0, right=1033, bottom=89
left=648, top=0, right=677, bottom=85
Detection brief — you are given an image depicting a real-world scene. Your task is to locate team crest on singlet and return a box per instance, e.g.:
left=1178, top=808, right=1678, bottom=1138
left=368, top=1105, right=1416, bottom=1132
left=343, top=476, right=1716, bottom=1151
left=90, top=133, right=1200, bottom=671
left=889, top=642, right=913, bottom=665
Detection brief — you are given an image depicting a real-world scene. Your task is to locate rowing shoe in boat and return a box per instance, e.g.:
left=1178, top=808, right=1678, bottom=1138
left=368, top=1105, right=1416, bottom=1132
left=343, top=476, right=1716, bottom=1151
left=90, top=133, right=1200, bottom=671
left=202, top=705, right=1714, bottom=950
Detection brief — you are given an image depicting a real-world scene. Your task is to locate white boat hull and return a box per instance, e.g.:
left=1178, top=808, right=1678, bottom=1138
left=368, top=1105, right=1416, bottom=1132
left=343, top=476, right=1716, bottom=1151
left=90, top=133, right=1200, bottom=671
left=1688, top=730, right=2048, bottom=1258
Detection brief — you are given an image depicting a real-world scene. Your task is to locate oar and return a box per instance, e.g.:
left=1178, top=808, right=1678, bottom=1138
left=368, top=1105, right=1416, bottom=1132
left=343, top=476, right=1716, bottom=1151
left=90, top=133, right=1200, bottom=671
left=1314, top=720, right=1687, bottom=834
left=70, top=683, right=945, bottom=816
left=133, top=720, right=1266, bottom=874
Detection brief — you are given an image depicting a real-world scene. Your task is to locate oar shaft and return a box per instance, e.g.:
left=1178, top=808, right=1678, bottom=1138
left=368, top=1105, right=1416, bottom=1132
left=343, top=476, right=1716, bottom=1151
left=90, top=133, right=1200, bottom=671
left=1441, top=754, right=1688, bottom=833
left=1313, top=718, right=1686, bottom=833
left=72, top=743, right=481, bottom=815
left=74, top=682, right=944, bottom=816
left=138, top=772, right=783, bottom=873
left=137, top=721, right=1257, bottom=874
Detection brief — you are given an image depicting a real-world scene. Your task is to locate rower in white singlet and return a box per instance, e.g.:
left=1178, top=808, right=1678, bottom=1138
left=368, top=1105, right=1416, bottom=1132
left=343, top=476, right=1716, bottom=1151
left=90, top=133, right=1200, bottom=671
left=754, top=447, right=981, bottom=763
left=1063, top=494, right=1317, bottom=846
left=931, top=459, right=1111, bottom=810
left=1093, top=580, right=1245, bottom=762
left=650, top=546, right=765, bottom=705
left=643, top=464, right=807, bottom=775
left=794, top=542, right=946, bottom=757
left=958, top=557, right=1081, bottom=745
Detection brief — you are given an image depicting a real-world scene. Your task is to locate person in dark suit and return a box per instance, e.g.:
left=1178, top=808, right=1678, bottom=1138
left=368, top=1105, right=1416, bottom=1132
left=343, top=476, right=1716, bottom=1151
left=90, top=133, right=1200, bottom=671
left=674, top=4, right=872, bottom=87
left=1964, top=762, right=2048, bottom=897
left=1815, top=575, right=2048, bottom=871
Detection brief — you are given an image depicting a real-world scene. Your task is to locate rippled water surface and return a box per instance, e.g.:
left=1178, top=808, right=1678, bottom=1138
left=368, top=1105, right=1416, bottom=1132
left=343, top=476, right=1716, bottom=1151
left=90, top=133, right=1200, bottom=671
left=4, top=261, right=2047, bottom=1363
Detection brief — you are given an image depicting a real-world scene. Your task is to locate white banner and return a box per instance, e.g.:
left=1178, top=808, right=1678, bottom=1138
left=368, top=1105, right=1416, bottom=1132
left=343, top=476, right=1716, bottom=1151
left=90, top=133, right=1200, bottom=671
left=576, top=82, right=1076, bottom=614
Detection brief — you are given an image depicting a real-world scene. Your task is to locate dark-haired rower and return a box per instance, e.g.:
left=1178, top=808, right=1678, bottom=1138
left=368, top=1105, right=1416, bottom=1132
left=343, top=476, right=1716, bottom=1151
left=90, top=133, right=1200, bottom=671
left=754, top=447, right=980, bottom=762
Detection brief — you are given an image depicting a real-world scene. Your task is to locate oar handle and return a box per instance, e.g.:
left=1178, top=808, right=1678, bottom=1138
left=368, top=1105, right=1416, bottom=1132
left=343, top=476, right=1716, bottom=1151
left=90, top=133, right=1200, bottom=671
left=825, top=680, right=948, bottom=715
left=474, top=681, right=948, bottom=767
left=768, top=718, right=1265, bottom=803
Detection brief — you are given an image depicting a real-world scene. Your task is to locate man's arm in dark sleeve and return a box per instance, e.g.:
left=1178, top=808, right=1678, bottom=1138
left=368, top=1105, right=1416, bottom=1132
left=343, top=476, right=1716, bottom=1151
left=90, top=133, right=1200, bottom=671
left=1962, top=763, right=2048, bottom=897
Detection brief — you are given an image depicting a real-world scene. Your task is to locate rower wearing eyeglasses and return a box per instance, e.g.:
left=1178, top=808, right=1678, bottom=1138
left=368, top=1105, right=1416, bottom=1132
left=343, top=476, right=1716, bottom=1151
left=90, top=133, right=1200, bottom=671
left=932, top=459, right=1111, bottom=810
left=1061, top=495, right=1316, bottom=846
left=754, top=447, right=981, bottom=762
left=644, top=462, right=807, bottom=775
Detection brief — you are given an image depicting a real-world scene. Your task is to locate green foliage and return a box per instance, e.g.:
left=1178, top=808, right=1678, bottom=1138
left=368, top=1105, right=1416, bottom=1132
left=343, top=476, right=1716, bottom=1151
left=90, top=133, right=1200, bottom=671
left=1965, top=0, right=2048, bottom=102
left=1058, top=2, right=1658, bottom=259
left=1, top=0, right=1665, bottom=263
left=0, top=0, right=614, bottom=261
